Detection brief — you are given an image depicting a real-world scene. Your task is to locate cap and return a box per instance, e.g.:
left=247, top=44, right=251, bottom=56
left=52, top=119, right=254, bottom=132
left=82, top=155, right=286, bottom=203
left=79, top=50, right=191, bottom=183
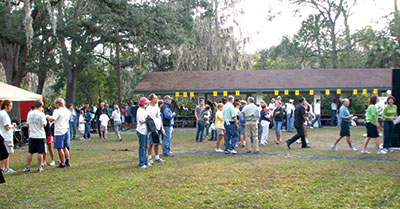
left=289, top=99, right=294, bottom=103
left=138, top=97, right=149, bottom=105
left=163, top=95, right=172, bottom=100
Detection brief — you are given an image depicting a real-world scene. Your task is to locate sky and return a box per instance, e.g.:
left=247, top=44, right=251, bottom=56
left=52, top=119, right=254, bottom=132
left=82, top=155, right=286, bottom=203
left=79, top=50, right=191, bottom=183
left=232, top=0, right=395, bottom=53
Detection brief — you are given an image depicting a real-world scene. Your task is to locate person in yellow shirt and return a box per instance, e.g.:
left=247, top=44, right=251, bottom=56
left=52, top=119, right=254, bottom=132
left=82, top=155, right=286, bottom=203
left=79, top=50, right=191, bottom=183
left=214, top=103, right=225, bottom=152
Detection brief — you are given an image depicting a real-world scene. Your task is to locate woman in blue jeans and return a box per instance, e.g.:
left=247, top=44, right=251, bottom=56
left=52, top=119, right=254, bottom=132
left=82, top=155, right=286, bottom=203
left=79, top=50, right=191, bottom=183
left=136, top=97, right=150, bottom=168
left=83, top=107, right=92, bottom=139
left=196, top=105, right=211, bottom=142
left=273, top=101, right=284, bottom=144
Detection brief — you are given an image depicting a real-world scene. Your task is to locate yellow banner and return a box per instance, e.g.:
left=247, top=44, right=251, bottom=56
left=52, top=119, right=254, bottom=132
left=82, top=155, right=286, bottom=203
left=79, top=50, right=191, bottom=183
left=309, top=90, right=314, bottom=95
left=353, top=89, right=358, bottom=95
left=190, top=92, right=194, bottom=97
left=183, top=92, right=187, bottom=97
left=325, top=90, right=330, bottom=95
left=175, top=92, right=180, bottom=97
left=213, top=91, right=218, bottom=96
left=274, top=90, right=279, bottom=96
left=362, top=89, right=367, bottom=94
left=236, top=90, right=240, bottom=96
left=295, top=90, right=299, bottom=96
left=373, top=89, right=378, bottom=94
left=223, top=91, right=228, bottom=96
left=337, top=89, right=341, bottom=94
left=284, top=90, right=289, bottom=95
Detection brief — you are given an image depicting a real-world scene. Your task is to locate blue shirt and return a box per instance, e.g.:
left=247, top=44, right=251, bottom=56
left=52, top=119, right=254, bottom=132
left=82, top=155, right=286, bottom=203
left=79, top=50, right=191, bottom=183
left=162, top=103, right=174, bottom=126
left=339, top=105, right=351, bottom=122
left=223, top=102, right=236, bottom=122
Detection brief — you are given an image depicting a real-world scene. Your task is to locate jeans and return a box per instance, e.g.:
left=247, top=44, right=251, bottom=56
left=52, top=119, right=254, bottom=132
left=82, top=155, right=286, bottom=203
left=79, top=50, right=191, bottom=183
left=383, top=121, right=395, bottom=149
left=312, top=114, right=322, bottom=128
left=69, top=121, right=76, bottom=139
left=286, top=115, right=294, bottom=132
left=308, top=114, right=314, bottom=128
left=84, top=122, right=91, bottom=139
left=258, top=122, right=263, bottom=141
left=224, top=123, right=239, bottom=151
left=196, top=121, right=205, bottom=142
left=287, top=124, right=307, bottom=147
left=205, top=123, right=210, bottom=137
left=275, top=121, right=283, bottom=135
left=331, top=110, right=337, bottom=126
left=137, top=132, right=148, bottom=166
left=163, top=126, right=173, bottom=155
left=210, top=129, right=217, bottom=141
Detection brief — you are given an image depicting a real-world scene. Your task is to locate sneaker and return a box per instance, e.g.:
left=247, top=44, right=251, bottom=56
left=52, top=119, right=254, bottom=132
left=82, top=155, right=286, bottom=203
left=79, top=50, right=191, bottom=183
left=296, top=140, right=301, bottom=144
left=377, top=150, right=387, bottom=155
left=147, top=163, right=153, bottom=167
left=49, top=161, right=56, bottom=166
left=306, top=139, right=310, bottom=144
left=351, top=147, right=358, bottom=152
left=148, top=159, right=154, bottom=165
left=4, top=168, right=16, bottom=174
left=155, top=158, right=165, bottom=163
left=382, top=148, right=389, bottom=153
left=330, top=145, right=337, bottom=151
left=139, top=165, right=147, bottom=169
left=224, top=150, right=230, bottom=154
left=37, top=167, right=44, bottom=173
left=23, top=168, right=31, bottom=173
left=215, top=148, right=224, bottom=153
left=229, top=150, right=237, bottom=154
left=56, top=164, right=66, bottom=168
left=41, top=162, right=47, bottom=167
left=361, top=150, right=371, bottom=154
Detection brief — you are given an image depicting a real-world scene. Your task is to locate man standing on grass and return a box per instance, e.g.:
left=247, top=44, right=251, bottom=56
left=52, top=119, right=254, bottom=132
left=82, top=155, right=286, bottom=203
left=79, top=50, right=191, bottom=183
left=161, top=95, right=175, bottom=157
left=47, top=98, right=71, bottom=168
left=24, top=100, right=47, bottom=173
left=223, top=95, right=239, bottom=154
left=240, top=97, right=260, bottom=153
left=286, top=97, right=311, bottom=149
left=195, top=98, right=205, bottom=142
left=95, top=102, right=108, bottom=138
left=330, top=99, right=358, bottom=152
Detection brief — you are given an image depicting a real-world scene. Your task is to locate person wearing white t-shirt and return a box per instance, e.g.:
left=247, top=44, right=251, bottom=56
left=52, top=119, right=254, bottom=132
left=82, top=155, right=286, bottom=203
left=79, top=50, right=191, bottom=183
left=331, top=100, right=338, bottom=126
left=286, top=99, right=295, bottom=132
left=24, top=100, right=47, bottom=173
left=47, top=98, right=71, bottom=168
left=146, top=94, right=165, bottom=164
left=0, top=100, right=16, bottom=174
left=136, top=97, right=150, bottom=168
left=78, top=110, right=86, bottom=140
left=312, top=99, right=322, bottom=128
left=99, top=109, right=110, bottom=139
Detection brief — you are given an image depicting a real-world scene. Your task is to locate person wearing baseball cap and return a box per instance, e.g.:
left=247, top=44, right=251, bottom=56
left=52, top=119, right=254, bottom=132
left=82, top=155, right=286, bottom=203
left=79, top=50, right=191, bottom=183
left=136, top=97, right=150, bottom=168
left=161, top=95, right=175, bottom=157
left=195, top=97, right=205, bottom=142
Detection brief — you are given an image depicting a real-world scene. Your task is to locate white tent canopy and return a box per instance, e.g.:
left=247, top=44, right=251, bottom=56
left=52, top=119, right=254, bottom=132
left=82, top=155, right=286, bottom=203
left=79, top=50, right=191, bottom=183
left=0, top=82, right=42, bottom=102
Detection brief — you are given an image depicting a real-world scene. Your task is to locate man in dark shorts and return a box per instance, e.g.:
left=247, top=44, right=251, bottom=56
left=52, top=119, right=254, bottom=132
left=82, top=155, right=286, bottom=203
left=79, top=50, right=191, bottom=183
left=330, top=99, right=358, bottom=152
left=286, top=97, right=311, bottom=149
left=24, top=100, right=47, bottom=173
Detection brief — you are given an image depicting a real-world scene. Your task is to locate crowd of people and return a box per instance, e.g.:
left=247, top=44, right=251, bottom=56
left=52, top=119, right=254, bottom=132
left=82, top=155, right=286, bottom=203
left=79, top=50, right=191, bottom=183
left=0, top=93, right=398, bottom=181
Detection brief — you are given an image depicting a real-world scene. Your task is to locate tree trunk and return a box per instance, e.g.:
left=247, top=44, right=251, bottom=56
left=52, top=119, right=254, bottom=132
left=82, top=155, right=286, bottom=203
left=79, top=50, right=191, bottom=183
left=115, top=42, right=122, bottom=107
left=66, top=68, right=80, bottom=105
left=330, top=24, right=338, bottom=69
left=37, top=70, right=46, bottom=94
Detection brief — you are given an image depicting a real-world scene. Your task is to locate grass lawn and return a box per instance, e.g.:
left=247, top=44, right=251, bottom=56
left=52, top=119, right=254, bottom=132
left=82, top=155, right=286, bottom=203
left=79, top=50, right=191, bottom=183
left=1, top=128, right=399, bottom=208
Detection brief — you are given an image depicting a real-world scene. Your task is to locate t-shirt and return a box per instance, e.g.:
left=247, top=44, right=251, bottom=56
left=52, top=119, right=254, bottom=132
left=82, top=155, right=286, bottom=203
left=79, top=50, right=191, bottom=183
left=260, top=110, right=271, bottom=122
left=314, top=103, right=321, bottom=115
left=0, top=110, right=13, bottom=142
left=195, top=105, right=205, bottom=120
left=49, top=107, right=71, bottom=136
left=366, top=105, right=378, bottom=126
left=223, top=102, right=236, bottom=122
left=294, top=105, right=306, bottom=126
left=99, top=114, right=110, bottom=127
left=286, top=103, right=295, bottom=116
left=273, top=107, right=284, bottom=121
left=331, top=103, right=337, bottom=110
left=338, top=105, right=351, bottom=123
left=79, top=115, right=85, bottom=131
left=382, top=105, right=398, bottom=121
left=27, top=110, right=46, bottom=139
left=112, top=111, right=121, bottom=122
left=199, top=111, right=210, bottom=122
left=215, top=110, right=224, bottom=130
left=136, top=107, right=148, bottom=135
left=146, top=104, right=162, bottom=130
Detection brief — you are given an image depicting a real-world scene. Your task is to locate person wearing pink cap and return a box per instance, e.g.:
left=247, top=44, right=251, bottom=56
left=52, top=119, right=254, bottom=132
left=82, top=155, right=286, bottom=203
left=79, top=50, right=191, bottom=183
left=136, top=97, right=150, bottom=168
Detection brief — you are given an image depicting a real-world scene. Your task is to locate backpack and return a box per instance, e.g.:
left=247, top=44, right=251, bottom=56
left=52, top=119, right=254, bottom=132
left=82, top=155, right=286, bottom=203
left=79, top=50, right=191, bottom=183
left=145, top=116, right=157, bottom=133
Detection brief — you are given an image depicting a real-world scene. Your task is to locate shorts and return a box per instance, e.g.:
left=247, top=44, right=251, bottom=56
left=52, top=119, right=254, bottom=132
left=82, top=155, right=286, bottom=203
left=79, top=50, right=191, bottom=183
left=29, top=138, right=46, bottom=154
left=216, top=128, right=224, bottom=135
left=4, top=141, right=14, bottom=154
left=340, top=121, right=351, bottom=137
left=46, top=136, right=53, bottom=144
left=149, top=130, right=162, bottom=145
left=54, top=132, right=70, bottom=149
left=126, top=116, right=131, bottom=124
left=114, top=120, right=121, bottom=135
left=239, top=124, right=245, bottom=135
left=366, top=122, right=379, bottom=138
left=100, top=125, right=108, bottom=132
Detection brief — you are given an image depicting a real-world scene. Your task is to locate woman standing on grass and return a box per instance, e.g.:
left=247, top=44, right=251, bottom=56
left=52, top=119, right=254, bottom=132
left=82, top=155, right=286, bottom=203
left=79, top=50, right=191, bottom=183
left=260, top=103, right=271, bottom=146
left=361, top=95, right=387, bottom=155
left=199, top=105, right=211, bottom=142
left=215, top=103, right=225, bottom=152
left=83, top=107, right=92, bottom=139
left=78, top=110, right=85, bottom=140
left=273, top=101, right=284, bottom=144
left=382, top=96, right=398, bottom=152
left=111, top=105, right=123, bottom=142
left=136, top=97, right=150, bottom=168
